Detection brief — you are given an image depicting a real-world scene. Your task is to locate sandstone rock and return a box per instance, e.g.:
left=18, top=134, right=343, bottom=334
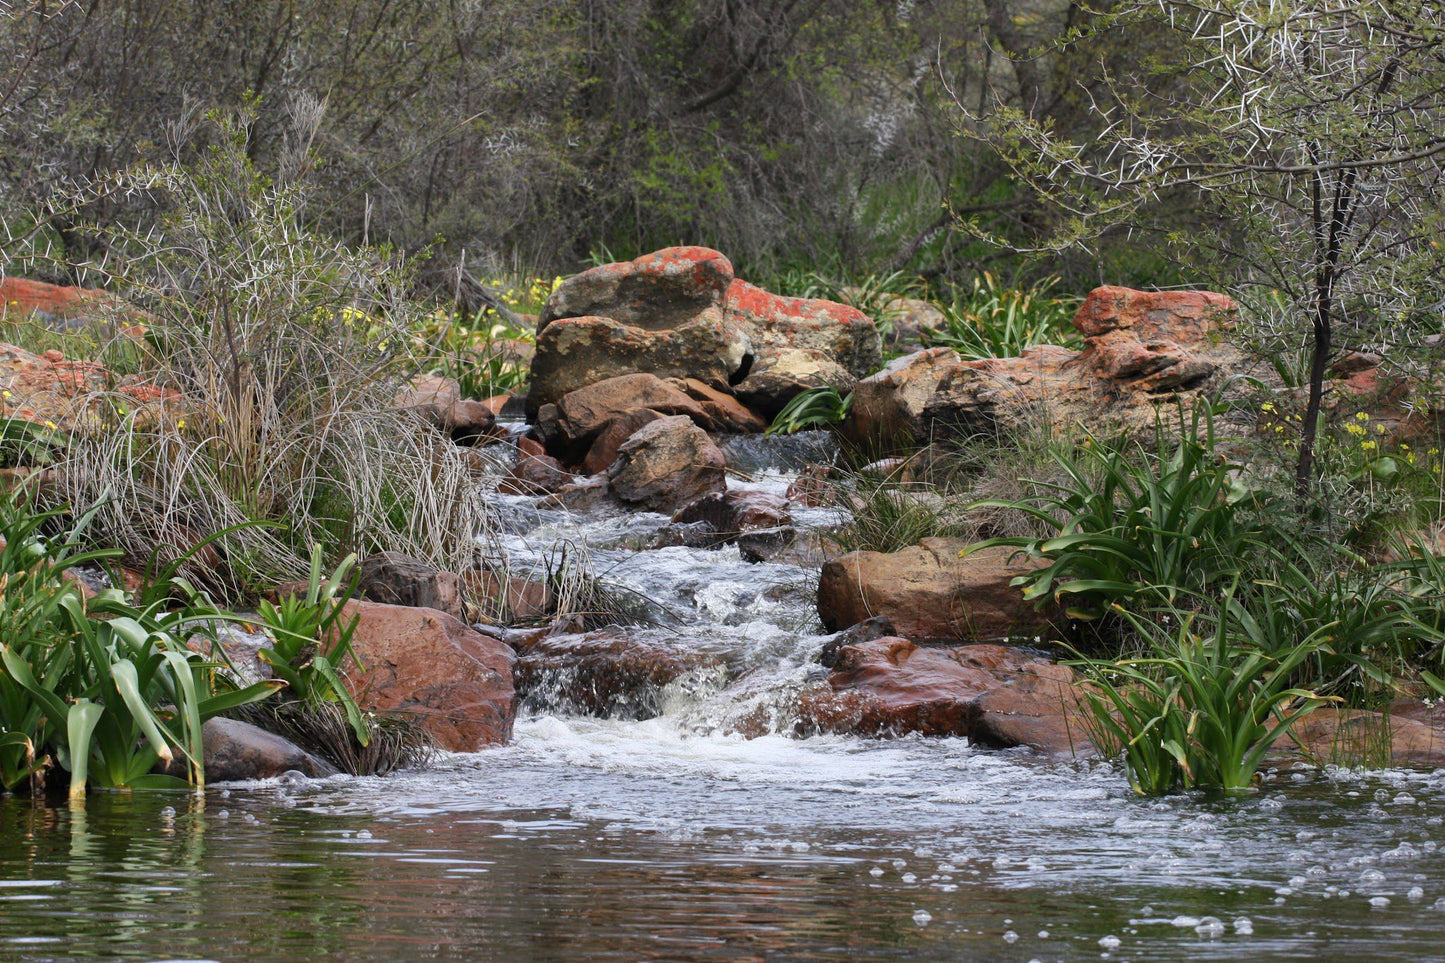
left=724, top=279, right=881, bottom=378
left=1270, top=707, right=1445, bottom=770
left=358, top=552, right=464, bottom=619
left=343, top=600, right=517, bottom=751
left=817, top=539, right=1054, bottom=642
left=669, top=489, right=794, bottom=561
left=511, top=628, right=722, bottom=718
left=1, top=342, right=178, bottom=433
left=527, top=310, right=750, bottom=416
left=731, top=347, right=856, bottom=419
left=606, top=415, right=727, bottom=513
left=844, top=347, right=962, bottom=450
left=967, top=671, right=1093, bottom=756
left=795, top=638, right=1070, bottom=739
left=393, top=374, right=499, bottom=443
left=538, top=246, right=734, bottom=333
left=462, top=569, right=554, bottom=622
left=201, top=717, right=338, bottom=782
left=582, top=409, right=665, bottom=475
left=668, top=378, right=768, bottom=433
left=0, top=276, right=149, bottom=333
left=499, top=450, right=577, bottom=495
left=843, top=286, right=1263, bottom=447
left=539, top=474, right=615, bottom=512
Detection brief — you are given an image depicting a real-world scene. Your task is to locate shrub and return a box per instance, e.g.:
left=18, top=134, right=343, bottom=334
left=925, top=273, right=1081, bottom=360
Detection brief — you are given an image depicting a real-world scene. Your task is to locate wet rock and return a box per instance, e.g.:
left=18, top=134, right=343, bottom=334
left=357, top=552, right=464, bottom=619
left=462, top=568, right=554, bottom=622
left=967, top=671, right=1093, bottom=756
left=582, top=408, right=667, bottom=475
left=724, top=279, right=881, bottom=378
left=606, top=415, right=726, bottom=513
left=795, top=638, right=1068, bottom=739
left=343, top=600, right=517, bottom=751
left=526, top=310, right=750, bottom=416
left=817, top=539, right=1055, bottom=642
left=668, top=489, right=795, bottom=561
left=539, top=473, right=615, bottom=512
left=201, top=717, right=338, bottom=782
left=1269, top=707, right=1445, bottom=770
left=785, top=464, right=833, bottom=507
left=817, top=615, right=897, bottom=667
left=731, top=347, right=856, bottom=420
left=550, top=373, right=708, bottom=444
left=538, top=246, right=734, bottom=334
left=499, top=450, right=577, bottom=495
left=511, top=628, right=723, bottom=718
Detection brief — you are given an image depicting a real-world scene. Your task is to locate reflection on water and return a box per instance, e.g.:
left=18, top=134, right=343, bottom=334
left=6, top=439, right=1445, bottom=960
left=5, top=758, right=1445, bottom=961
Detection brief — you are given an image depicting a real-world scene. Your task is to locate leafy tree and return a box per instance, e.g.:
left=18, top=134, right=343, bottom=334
left=961, top=0, right=1445, bottom=494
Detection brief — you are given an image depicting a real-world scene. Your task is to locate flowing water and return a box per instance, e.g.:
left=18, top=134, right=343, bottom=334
left=5, top=433, right=1445, bottom=961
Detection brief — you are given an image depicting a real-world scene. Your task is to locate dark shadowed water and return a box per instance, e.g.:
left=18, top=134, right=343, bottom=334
left=5, top=433, right=1445, bottom=960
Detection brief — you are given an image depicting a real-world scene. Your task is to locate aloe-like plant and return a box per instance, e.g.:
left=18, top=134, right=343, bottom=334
left=766, top=386, right=853, bottom=435
left=964, top=402, right=1272, bottom=621
left=926, top=273, right=1081, bottom=360
left=255, top=546, right=370, bottom=746
left=1074, top=594, right=1337, bottom=794
left=0, top=490, right=279, bottom=798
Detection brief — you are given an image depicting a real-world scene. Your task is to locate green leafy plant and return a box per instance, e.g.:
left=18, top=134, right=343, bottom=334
left=926, top=274, right=1081, bottom=360
left=965, top=403, right=1271, bottom=621
left=1074, top=594, right=1336, bottom=795
left=766, top=386, right=852, bottom=435
left=255, top=546, right=369, bottom=746
left=0, top=490, right=279, bottom=798
left=0, top=416, right=58, bottom=468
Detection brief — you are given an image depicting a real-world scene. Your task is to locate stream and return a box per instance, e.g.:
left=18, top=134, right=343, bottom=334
left=4, top=432, right=1445, bottom=960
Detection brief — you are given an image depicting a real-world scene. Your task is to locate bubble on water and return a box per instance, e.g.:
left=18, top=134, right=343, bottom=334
left=1296, top=830, right=1316, bottom=842
left=158, top=806, right=175, bottom=819
left=242, top=813, right=258, bottom=824
left=1408, top=887, right=1426, bottom=901
left=356, top=829, right=372, bottom=839
left=1259, top=797, right=1283, bottom=811
left=1170, top=916, right=1201, bottom=928
left=216, top=809, right=229, bottom=819
left=1369, top=896, right=1391, bottom=908
left=901, top=873, right=917, bottom=883
left=1391, top=793, right=1417, bottom=806
left=1037, top=930, right=1050, bottom=938
left=912, top=910, right=932, bottom=927
left=1375, top=788, right=1392, bottom=801
left=1274, top=897, right=1287, bottom=905
left=869, top=866, right=884, bottom=877
left=1306, top=865, right=1328, bottom=877
left=1098, top=935, right=1121, bottom=950
left=1381, top=842, right=1418, bottom=861
left=1275, top=887, right=1294, bottom=896
left=1003, top=930, right=1018, bottom=944
left=1432, top=898, right=1445, bottom=911
left=1195, top=917, right=1225, bottom=938
left=1288, top=876, right=1307, bottom=887
left=1359, top=869, right=1386, bottom=883
left=1233, top=917, right=1254, bottom=936
left=1140, top=906, right=1153, bottom=916
left=892, top=859, right=907, bottom=869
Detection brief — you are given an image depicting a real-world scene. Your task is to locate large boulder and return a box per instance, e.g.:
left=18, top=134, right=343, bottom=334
left=526, top=310, right=750, bottom=416
left=606, top=415, right=727, bottom=513
left=0, top=276, right=149, bottom=333
left=538, top=246, right=734, bottom=333
left=342, top=600, right=517, bottom=751
left=357, top=552, right=464, bottom=620
left=1, top=342, right=178, bottom=433
left=723, top=279, right=881, bottom=378
left=511, top=628, right=723, bottom=718
left=843, top=347, right=961, bottom=450
left=795, top=637, right=1082, bottom=748
left=528, top=247, right=882, bottom=422
left=844, top=286, right=1258, bottom=450
left=820, top=535, right=1057, bottom=642
left=731, top=347, right=856, bottom=419
left=393, top=374, right=499, bottom=444
left=817, top=539, right=1055, bottom=642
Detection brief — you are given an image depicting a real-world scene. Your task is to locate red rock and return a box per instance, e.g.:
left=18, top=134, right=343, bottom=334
left=1270, top=707, right=1445, bottom=770
left=556, top=373, right=706, bottom=441
left=200, top=717, right=338, bottom=781
left=582, top=408, right=665, bottom=475
left=499, top=450, right=577, bottom=495
left=357, top=552, right=464, bottom=619
left=606, top=415, right=727, bottom=513
left=724, top=279, right=881, bottom=378
left=538, top=246, right=734, bottom=333
left=342, top=600, right=517, bottom=751
left=795, top=638, right=1068, bottom=739
left=817, top=539, right=1055, bottom=641
left=670, top=489, right=794, bottom=561
left=667, top=377, right=767, bottom=433
left=512, top=628, right=721, bottom=717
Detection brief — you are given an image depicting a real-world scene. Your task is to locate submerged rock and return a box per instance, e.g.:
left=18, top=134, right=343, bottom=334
left=343, top=600, right=517, bottom=751
left=511, top=628, right=722, bottom=718
left=667, top=489, right=795, bottom=562
left=817, top=539, right=1056, bottom=642
left=794, top=637, right=1085, bottom=753
left=201, top=717, right=338, bottom=782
